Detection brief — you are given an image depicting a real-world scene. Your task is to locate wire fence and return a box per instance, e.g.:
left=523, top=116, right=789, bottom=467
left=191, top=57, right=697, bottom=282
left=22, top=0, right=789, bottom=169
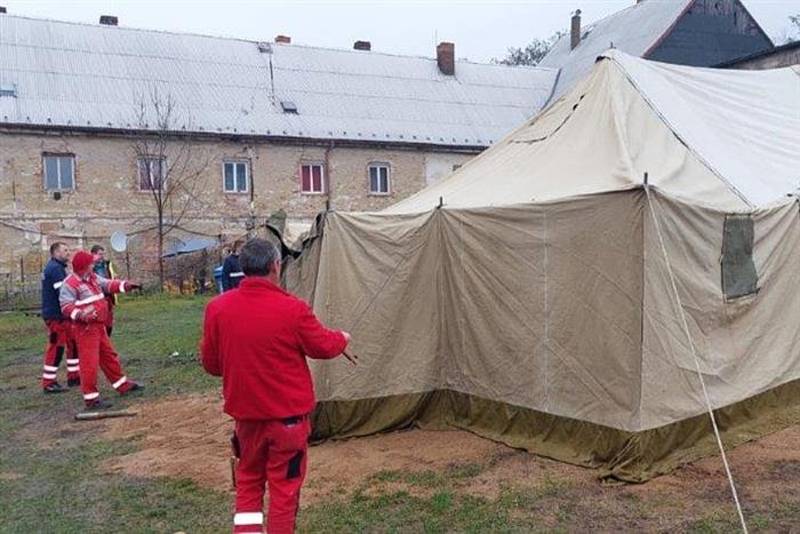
left=0, top=247, right=228, bottom=311
left=0, top=256, right=45, bottom=311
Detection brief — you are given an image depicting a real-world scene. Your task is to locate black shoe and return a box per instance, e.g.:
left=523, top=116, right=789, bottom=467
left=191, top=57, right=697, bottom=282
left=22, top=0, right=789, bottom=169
left=67, top=377, right=81, bottom=388
left=43, top=383, right=67, bottom=394
left=85, top=398, right=113, bottom=411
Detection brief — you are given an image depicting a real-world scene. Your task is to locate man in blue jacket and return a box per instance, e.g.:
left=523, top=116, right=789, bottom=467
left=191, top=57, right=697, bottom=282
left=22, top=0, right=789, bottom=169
left=41, top=241, right=80, bottom=393
left=221, top=240, right=244, bottom=292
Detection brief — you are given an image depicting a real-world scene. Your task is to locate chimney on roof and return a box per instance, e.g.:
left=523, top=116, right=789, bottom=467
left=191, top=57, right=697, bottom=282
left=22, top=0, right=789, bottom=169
left=275, top=35, right=291, bottom=44
left=570, top=9, right=582, bottom=50
left=437, top=42, right=455, bottom=76
left=354, top=40, right=371, bottom=51
left=0, top=6, right=7, bottom=13
left=99, top=15, right=118, bottom=26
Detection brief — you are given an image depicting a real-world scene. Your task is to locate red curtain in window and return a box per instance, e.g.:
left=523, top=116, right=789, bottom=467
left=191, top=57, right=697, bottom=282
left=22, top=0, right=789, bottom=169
left=312, top=165, right=322, bottom=192
left=139, top=160, right=151, bottom=190
left=301, top=165, right=312, bottom=192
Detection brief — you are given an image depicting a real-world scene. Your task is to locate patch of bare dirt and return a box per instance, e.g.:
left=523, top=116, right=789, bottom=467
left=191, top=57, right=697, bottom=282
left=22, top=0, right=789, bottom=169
left=96, top=393, right=800, bottom=520
left=97, top=394, right=502, bottom=503
left=99, top=394, right=233, bottom=493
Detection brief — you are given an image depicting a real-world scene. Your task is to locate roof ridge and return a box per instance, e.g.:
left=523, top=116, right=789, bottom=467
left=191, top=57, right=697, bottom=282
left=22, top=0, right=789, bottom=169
left=1, top=13, right=259, bottom=45
left=1, top=12, right=555, bottom=72
left=545, top=0, right=694, bottom=55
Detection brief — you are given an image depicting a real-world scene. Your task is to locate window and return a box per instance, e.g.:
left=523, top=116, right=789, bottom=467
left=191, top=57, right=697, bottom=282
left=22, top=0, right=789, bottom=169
left=368, top=163, right=391, bottom=195
left=43, top=154, right=75, bottom=191
left=300, top=163, right=325, bottom=194
left=138, top=157, right=166, bottom=191
left=721, top=214, right=759, bottom=300
left=223, top=161, right=249, bottom=193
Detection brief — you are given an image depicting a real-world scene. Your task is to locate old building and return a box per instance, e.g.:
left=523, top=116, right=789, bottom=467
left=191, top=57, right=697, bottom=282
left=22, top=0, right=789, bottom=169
left=0, top=2, right=779, bottom=291
left=539, top=0, right=773, bottom=101
left=717, top=40, right=800, bottom=70
left=0, top=12, right=556, bottom=288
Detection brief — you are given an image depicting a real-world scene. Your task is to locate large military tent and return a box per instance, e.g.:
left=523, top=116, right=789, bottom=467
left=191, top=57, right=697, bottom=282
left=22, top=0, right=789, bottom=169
left=285, top=51, right=800, bottom=481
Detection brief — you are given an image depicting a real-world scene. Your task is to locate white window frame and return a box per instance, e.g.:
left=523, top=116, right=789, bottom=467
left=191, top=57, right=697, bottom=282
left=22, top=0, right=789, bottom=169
left=223, top=160, right=250, bottom=194
left=138, top=156, right=167, bottom=191
left=300, top=162, right=326, bottom=195
left=367, top=162, right=391, bottom=196
left=42, top=154, right=76, bottom=192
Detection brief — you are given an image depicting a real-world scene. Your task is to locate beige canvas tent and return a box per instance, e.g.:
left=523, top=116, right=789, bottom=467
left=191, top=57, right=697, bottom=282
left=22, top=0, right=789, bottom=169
left=285, top=51, right=800, bottom=481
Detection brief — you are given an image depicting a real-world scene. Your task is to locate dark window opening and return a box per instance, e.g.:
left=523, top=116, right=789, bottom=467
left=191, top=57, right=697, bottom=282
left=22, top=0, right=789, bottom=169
left=721, top=214, right=758, bottom=300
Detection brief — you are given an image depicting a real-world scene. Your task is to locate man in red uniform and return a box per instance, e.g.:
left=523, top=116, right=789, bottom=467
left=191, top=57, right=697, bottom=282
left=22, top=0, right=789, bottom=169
left=201, top=238, right=351, bottom=534
left=59, top=250, right=144, bottom=409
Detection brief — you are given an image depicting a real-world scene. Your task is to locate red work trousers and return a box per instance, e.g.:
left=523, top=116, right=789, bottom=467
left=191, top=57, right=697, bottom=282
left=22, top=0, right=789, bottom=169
left=233, top=417, right=310, bottom=534
left=72, top=322, right=132, bottom=404
left=42, top=319, right=79, bottom=388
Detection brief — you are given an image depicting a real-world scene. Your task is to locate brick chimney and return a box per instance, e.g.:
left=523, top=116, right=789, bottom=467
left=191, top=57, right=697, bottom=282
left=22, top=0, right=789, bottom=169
left=354, top=40, right=371, bottom=51
left=570, top=9, right=582, bottom=50
left=437, top=42, right=455, bottom=76
left=99, top=15, right=118, bottom=26
left=275, top=35, right=291, bottom=44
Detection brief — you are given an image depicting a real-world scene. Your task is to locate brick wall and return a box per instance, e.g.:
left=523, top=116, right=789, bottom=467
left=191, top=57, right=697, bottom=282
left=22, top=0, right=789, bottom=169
left=0, top=129, right=475, bottom=287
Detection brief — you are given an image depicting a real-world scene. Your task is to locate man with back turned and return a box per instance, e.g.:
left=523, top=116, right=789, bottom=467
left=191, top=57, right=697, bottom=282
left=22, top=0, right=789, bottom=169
left=201, top=238, right=351, bottom=534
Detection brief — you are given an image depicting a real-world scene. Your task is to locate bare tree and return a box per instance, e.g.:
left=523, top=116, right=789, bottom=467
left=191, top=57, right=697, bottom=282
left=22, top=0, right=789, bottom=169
left=493, top=31, right=565, bottom=67
left=130, top=88, right=210, bottom=290
left=790, top=14, right=800, bottom=42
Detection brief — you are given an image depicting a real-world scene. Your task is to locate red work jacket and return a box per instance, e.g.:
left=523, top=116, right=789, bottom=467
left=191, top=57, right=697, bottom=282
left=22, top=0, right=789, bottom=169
left=60, top=273, right=129, bottom=325
left=201, top=276, right=347, bottom=420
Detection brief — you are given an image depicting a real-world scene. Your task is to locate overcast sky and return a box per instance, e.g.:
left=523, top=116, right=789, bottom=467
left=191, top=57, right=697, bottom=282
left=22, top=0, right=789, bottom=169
left=5, top=0, right=799, bottom=62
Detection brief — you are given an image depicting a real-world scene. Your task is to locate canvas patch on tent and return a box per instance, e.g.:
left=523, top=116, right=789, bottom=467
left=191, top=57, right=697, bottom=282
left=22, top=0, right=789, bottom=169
left=721, top=215, right=758, bottom=300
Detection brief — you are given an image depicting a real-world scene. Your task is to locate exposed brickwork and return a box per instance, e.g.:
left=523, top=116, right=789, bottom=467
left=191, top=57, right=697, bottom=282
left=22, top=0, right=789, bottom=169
left=0, top=130, right=475, bottom=285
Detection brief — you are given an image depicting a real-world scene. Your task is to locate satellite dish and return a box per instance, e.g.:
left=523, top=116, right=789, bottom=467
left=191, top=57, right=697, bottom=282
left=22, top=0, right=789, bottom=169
left=110, top=231, right=128, bottom=252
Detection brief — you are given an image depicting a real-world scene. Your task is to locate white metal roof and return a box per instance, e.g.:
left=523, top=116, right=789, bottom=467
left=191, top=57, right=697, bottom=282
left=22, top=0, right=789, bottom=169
left=0, top=14, right=558, bottom=148
left=539, top=0, right=692, bottom=102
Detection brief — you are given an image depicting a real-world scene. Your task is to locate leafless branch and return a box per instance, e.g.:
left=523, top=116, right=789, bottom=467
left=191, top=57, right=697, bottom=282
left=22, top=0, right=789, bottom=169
left=129, top=86, right=211, bottom=289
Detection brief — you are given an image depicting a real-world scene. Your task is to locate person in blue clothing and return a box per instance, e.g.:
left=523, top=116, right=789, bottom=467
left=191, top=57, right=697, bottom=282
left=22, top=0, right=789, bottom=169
left=221, top=240, right=244, bottom=292
left=40, top=241, right=80, bottom=393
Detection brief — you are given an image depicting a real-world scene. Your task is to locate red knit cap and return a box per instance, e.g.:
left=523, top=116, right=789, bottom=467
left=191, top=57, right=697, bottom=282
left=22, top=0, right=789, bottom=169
left=71, top=250, right=94, bottom=275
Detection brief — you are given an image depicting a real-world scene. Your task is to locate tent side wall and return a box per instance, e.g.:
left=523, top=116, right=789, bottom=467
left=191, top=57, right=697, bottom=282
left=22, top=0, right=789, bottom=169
left=641, top=192, right=800, bottom=429
left=435, top=191, right=644, bottom=431
left=299, top=191, right=651, bottom=478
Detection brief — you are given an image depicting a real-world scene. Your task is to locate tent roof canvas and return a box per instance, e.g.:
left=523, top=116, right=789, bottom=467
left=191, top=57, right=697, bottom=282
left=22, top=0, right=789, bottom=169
left=386, top=51, right=800, bottom=214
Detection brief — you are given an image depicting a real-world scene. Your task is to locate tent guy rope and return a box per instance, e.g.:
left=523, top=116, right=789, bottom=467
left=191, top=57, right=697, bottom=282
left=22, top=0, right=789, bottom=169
left=644, top=184, right=748, bottom=534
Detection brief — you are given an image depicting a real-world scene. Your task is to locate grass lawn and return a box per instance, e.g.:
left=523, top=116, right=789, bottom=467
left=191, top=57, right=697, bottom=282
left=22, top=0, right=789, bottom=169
left=0, top=294, right=230, bottom=533
left=1, top=294, right=798, bottom=533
